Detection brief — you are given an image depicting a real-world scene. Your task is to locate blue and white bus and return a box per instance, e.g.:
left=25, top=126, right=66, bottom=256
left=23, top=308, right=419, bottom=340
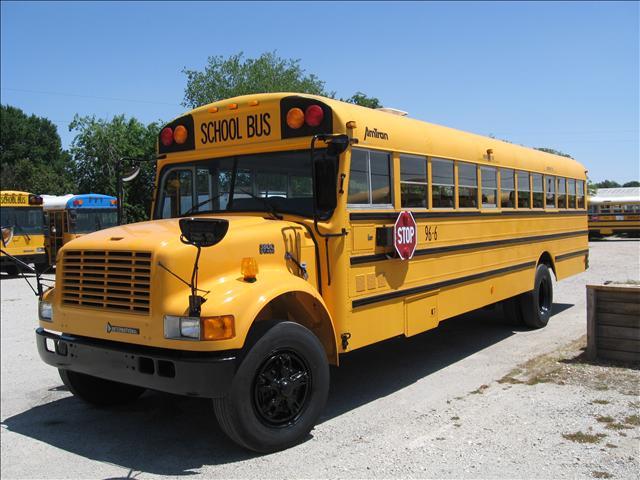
left=42, top=194, right=118, bottom=264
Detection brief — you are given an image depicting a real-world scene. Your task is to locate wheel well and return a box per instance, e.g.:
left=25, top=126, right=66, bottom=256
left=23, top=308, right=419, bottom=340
left=538, top=251, right=556, bottom=279
left=249, top=292, right=338, bottom=365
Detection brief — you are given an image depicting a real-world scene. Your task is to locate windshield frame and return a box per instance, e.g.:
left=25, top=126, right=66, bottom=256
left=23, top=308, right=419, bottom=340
left=154, top=148, right=337, bottom=221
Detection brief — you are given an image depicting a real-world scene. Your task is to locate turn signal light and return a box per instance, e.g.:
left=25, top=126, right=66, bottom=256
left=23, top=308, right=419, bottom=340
left=241, top=257, right=259, bottom=282
left=305, top=104, right=324, bottom=127
left=286, top=107, right=305, bottom=129
left=73, top=199, right=83, bottom=206
left=173, top=125, right=188, bottom=144
left=202, top=315, right=235, bottom=340
left=160, top=127, right=173, bottom=146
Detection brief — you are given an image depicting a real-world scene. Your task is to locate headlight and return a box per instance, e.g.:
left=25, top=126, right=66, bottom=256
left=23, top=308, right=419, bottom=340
left=39, top=301, right=53, bottom=322
left=164, top=315, right=235, bottom=341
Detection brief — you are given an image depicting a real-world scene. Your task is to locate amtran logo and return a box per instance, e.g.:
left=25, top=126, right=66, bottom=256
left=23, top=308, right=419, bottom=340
left=364, top=126, right=389, bottom=140
left=106, top=322, right=139, bottom=335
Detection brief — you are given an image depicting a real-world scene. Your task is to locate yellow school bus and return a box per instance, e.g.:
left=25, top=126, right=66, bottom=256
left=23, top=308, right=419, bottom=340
left=588, top=187, right=640, bottom=237
left=1, top=190, right=47, bottom=273
left=36, top=93, right=588, bottom=452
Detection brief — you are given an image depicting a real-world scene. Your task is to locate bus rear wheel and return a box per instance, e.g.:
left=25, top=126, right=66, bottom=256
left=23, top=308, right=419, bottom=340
left=59, top=369, right=145, bottom=406
left=213, top=321, right=329, bottom=453
left=519, top=264, right=554, bottom=329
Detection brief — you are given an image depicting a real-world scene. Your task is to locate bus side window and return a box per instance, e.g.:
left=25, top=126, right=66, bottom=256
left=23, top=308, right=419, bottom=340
left=431, top=158, right=454, bottom=208
left=532, top=173, right=544, bottom=208
left=481, top=167, right=497, bottom=208
left=400, top=154, right=427, bottom=208
left=577, top=181, right=585, bottom=208
left=458, top=162, right=478, bottom=208
left=500, top=169, right=515, bottom=208
left=517, top=171, right=531, bottom=208
left=567, top=179, right=576, bottom=208
left=545, top=175, right=556, bottom=208
left=557, top=177, right=567, bottom=208
left=347, top=149, right=392, bottom=206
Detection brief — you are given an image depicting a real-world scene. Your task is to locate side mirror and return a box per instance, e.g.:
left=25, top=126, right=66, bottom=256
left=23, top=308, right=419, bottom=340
left=179, top=218, right=229, bottom=247
left=326, top=135, right=350, bottom=156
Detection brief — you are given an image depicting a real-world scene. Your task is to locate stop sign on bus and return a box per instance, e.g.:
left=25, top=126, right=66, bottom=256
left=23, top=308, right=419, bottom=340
left=394, top=211, right=417, bottom=260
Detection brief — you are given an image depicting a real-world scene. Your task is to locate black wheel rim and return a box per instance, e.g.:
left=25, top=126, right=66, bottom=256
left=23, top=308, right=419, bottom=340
left=252, top=349, right=312, bottom=428
left=538, top=276, right=552, bottom=316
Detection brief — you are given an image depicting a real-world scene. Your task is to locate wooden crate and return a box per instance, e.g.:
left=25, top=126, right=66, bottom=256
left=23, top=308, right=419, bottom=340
left=587, top=284, right=640, bottom=363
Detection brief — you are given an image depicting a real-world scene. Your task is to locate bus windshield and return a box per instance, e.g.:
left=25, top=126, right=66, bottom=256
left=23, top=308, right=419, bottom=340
left=69, top=209, right=118, bottom=234
left=0, top=207, right=43, bottom=235
left=156, top=150, right=330, bottom=219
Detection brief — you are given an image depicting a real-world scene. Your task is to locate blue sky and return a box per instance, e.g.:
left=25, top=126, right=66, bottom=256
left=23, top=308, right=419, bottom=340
left=1, top=1, right=638, bottom=183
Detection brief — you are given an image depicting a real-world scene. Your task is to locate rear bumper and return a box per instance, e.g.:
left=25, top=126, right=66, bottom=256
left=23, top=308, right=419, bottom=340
left=36, top=328, right=237, bottom=398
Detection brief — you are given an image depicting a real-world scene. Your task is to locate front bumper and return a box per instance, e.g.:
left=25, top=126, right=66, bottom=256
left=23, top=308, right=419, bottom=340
left=36, top=328, right=237, bottom=398
left=1, top=253, right=46, bottom=266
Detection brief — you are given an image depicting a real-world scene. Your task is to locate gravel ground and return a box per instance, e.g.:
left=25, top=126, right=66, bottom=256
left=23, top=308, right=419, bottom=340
left=1, top=238, right=639, bottom=479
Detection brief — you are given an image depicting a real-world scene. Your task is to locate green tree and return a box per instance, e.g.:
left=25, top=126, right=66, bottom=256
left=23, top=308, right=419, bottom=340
left=343, top=92, right=383, bottom=109
left=182, top=51, right=331, bottom=108
left=622, top=181, right=639, bottom=187
left=534, top=147, right=573, bottom=158
left=594, top=180, right=621, bottom=188
left=68, top=114, right=160, bottom=223
left=0, top=104, right=74, bottom=194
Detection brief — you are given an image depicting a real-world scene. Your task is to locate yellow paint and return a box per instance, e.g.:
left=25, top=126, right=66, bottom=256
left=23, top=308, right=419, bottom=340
left=41, top=93, right=588, bottom=365
left=0, top=191, right=46, bottom=266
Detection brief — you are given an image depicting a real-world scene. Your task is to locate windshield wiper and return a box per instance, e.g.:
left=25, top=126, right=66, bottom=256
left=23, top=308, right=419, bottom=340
left=235, top=189, right=283, bottom=220
left=12, top=218, right=31, bottom=242
left=182, top=192, right=227, bottom=216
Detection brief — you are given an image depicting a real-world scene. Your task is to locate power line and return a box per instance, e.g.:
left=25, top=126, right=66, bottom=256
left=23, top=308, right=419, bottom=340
left=1, top=87, right=181, bottom=107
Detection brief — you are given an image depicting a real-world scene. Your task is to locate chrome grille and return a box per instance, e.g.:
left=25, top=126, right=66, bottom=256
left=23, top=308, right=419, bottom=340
left=61, top=250, right=152, bottom=314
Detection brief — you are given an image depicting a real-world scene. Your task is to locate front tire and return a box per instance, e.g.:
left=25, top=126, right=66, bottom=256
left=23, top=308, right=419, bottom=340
left=519, top=264, right=554, bottom=329
left=59, top=369, right=145, bottom=406
left=213, top=321, right=329, bottom=453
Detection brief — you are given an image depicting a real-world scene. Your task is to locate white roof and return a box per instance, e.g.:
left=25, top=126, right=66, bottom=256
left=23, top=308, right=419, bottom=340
left=590, top=187, right=640, bottom=204
left=42, top=194, right=75, bottom=211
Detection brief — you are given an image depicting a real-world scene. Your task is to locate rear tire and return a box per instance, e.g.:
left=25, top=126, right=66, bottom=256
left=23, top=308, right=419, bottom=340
left=58, top=369, right=145, bottom=406
left=213, top=321, right=329, bottom=453
left=519, top=264, right=554, bottom=329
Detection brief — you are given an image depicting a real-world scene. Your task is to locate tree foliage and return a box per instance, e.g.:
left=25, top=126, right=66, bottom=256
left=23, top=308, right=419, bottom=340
left=0, top=105, right=74, bottom=194
left=182, top=52, right=330, bottom=108
left=622, top=181, right=639, bottom=187
left=68, top=114, right=160, bottom=222
left=534, top=147, right=573, bottom=158
left=343, top=92, right=383, bottom=109
left=593, top=179, right=621, bottom=189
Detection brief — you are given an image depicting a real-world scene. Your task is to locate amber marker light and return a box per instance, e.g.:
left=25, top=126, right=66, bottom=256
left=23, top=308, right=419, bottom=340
left=202, top=315, right=235, bottom=340
left=286, top=107, right=305, bottom=129
left=248, top=100, right=260, bottom=106
left=241, top=257, right=259, bottom=282
left=173, top=125, right=188, bottom=144
left=208, top=107, right=219, bottom=113
left=228, top=103, right=238, bottom=110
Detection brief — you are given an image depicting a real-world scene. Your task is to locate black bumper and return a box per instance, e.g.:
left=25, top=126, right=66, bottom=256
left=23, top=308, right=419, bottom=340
left=1, top=253, right=46, bottom=266
left=36, top=328, right=237, bottom=398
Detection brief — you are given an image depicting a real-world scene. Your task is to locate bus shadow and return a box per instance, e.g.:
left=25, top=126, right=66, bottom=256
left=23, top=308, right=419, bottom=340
left=2, top=302, right=574, bottom=474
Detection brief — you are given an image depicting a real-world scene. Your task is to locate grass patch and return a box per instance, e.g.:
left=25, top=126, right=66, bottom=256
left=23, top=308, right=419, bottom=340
left=470, top=384, right=489, bottom=395
left=591, top=399, right=610, bottom=405
left=592, top=471, right=613, bottom=479
left=605, top=422, right=632, bottom=431
left=595, top=415, right=615, bottom=423
left=451, top=416, right=460, bottom=421
left=624, top=414, right=640, bottom=426
left=562, top=431, right=607, bottom=444
left=605, top=443, right=618, bottom=449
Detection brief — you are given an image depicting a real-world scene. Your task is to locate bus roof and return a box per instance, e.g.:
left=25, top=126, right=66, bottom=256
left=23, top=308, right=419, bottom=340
left=589, top=187, right=640, bottom=204
left=167, top=92, right=587, bottom=180
left=42, top=194, right=117, bottom=211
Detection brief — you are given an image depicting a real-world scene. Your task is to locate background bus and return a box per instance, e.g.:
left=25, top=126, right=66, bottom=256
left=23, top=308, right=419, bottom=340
left=42, top=193, right=118, bottom=264
left=588, top=187, right=640, bottom=238
left=0, top=190, right=47, bottom=274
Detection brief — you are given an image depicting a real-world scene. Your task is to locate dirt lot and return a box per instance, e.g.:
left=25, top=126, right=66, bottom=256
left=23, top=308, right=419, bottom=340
left=1, top=238, right=639, bottom=479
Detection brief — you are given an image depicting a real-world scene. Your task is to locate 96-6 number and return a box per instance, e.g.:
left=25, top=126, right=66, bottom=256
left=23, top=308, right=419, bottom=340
left=425, top=225, right=438, bottom=241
